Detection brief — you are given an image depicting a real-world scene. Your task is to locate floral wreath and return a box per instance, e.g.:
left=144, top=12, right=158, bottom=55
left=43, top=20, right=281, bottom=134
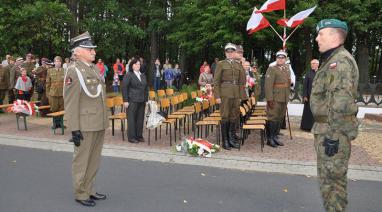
left=7, top=100, right=35, bottom=116
left=176, top=137, right=220, bottom=158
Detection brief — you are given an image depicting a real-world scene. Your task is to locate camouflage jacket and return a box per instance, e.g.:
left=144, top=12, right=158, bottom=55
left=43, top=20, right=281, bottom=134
left=310, top=46, right=359, bottom=140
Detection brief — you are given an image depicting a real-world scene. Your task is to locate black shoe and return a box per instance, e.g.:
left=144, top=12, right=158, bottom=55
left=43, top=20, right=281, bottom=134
left=266, top=140, right=278, bottom=148
left=75, top=199, right=96, bottom=207
left=137, top=137, right=145, bottom=142
left=90, top=193, right=107, bottom=200
left=128, top=139, right=139, bottom=143
left=273, top=138, right=284, bottom=146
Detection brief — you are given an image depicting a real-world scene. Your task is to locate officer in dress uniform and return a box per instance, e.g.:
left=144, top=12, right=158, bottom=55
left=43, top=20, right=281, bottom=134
left=64, top=31, right=109, bottom=207
left=46, top=56, right=65, bottom=128
left=213, top=43, right=246, bottom=150
left=311, top=19, right=359, bottom=212
left=264, top=50, right=291, bottom=148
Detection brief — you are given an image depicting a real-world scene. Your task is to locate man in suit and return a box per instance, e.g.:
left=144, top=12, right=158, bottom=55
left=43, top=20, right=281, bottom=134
left=122, top=58, right=148, bottom=143
left=64, top=31, right=109, bottom=207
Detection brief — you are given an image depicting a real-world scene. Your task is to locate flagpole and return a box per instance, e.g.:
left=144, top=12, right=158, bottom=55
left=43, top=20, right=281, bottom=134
left=283, top=2, right=287, bottom=49
left=269, top=24, right=284, bottom=41
left=284, top=25, right=300, bottom=42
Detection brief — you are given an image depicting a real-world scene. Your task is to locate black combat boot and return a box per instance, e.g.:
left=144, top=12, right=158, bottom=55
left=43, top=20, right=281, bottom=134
left=273, top=121, right=284, bottom=146
left=229, top=121, right=241, bottom=142
left=228, top=122, right=240, bottom=149
left=266, top=122, right=277, bottom=148
left=221, top=121, right=231, bottom=150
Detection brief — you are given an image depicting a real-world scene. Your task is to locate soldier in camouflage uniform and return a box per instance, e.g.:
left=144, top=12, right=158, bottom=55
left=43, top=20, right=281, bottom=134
left=264, top=50, right=290, bottom=147
left=311, top=19, right=359, bottom=212
left=46, top=56, right=65, bottom=128
left=214, top=43, right=247, bottom=150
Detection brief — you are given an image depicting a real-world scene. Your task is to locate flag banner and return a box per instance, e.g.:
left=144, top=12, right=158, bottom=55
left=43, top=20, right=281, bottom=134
left=256, top=0, right=286, bottom=14
left=285, top=6, right=317, bottom=28
left=247, top=7, right=271, bottom=34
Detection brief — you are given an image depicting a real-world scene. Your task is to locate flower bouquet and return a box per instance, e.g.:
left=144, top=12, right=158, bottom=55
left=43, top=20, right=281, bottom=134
left=176, top=137, right=220, bottom=158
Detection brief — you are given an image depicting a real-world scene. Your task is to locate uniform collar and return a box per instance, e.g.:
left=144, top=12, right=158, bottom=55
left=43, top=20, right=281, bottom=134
left=320, top=45, right=343, bottom=62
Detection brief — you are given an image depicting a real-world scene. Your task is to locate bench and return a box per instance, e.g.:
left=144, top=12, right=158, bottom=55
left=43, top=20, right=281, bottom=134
left=47, top=110, right=65, bottom=135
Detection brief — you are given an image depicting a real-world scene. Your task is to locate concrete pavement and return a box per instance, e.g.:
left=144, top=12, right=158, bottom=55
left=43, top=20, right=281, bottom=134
left=1, top=145, right=381, bottom=212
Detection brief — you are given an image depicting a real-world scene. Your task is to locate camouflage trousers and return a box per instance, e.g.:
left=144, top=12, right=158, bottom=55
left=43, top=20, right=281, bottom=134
left=314, top=133, right=351, bottom=212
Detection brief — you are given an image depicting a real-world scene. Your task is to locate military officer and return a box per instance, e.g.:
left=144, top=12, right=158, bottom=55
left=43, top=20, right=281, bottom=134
left=311, top=19, right=359, bottom=212
left=34, top=58, right=50, bottom=115
left=233, top=44, right=248, bottom=140
left=251, top=62, right=261, bottom=100
left=22, top=53, right=36, bottom=99
left=213, top=43, right=246, bottom=150
left=64, top=31, right=109, bottom=207
left=264, top=50, right=290, bottom=147
left=8, top=57, right=23, bottom=103
left=0, top=64, right=10, bottom=112
left=46, top=56, right=65, bottom=128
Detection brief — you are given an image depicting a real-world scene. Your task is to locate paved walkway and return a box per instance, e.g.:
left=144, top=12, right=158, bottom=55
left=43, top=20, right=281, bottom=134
left=0, top=112, right=381, bottom=181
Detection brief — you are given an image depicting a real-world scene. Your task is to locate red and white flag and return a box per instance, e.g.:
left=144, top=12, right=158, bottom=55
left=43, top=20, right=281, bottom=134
left=281, top=6, right=317, bottom=28
left=256, top=0, right=286, bottom=14
left=247, top=7, right=270, bottom=34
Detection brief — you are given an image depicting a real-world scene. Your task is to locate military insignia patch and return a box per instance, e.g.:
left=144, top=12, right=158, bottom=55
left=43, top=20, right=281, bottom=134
left=329, top=62, right=337, bottom=69
left=65, top=77, right=72, bottom=86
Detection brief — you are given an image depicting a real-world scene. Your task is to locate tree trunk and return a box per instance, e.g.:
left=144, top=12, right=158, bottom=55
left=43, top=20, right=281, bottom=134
left=149, top=30, right=159, bottom=87
left=377, top=49, right=382, bottom=81
left=67, top=0, right=79, bottom=37
left=356, top=36, right=370, bottom=83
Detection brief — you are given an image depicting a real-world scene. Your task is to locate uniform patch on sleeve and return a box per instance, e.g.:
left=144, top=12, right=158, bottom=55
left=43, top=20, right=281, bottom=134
left=266, top=74, right=270, bottom=78
left=329, top=62, right=337, bottom=69
left=65, top=77, right=72, bottom=86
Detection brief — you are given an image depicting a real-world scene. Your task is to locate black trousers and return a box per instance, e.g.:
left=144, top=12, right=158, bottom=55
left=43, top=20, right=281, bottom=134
left=127, top=102, right=146, bottom=140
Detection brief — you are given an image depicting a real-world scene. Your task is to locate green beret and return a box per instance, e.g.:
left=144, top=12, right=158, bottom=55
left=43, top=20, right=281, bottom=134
left=316, top=19, right=348, bottom=33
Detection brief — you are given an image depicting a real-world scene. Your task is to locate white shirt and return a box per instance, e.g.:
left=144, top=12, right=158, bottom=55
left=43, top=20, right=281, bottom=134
left=133, top=70, right=141, bottom=81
